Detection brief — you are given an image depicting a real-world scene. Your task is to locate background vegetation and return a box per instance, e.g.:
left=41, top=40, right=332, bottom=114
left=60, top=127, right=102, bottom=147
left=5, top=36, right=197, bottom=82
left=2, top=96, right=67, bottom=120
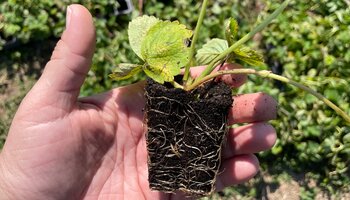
left=1, top=0, right=349, bottom=199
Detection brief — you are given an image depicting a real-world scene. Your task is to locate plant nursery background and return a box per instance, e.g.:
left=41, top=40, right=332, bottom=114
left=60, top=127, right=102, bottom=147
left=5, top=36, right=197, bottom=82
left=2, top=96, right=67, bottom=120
left=1, top=0, right=349, bottom=199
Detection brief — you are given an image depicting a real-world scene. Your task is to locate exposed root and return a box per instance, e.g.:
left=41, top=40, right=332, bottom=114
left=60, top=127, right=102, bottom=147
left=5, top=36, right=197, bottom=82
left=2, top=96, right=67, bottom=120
left=145, top=79, right=233, bottom=196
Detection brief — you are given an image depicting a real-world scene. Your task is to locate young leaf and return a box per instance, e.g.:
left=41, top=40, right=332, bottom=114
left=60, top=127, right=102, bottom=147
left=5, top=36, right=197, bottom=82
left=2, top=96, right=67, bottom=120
left=128, top=15, right=160, bottom=59
left=142, top=64, right=175, bottom=84
left=109, top=63, right=143, bottom=80
left=196, top=38, right=228, bottom=65
left=141, top=21, right=193, bottom=84
left=225, top=18, right=239, bottom=46
left=233, top=45, right=265, bottom=67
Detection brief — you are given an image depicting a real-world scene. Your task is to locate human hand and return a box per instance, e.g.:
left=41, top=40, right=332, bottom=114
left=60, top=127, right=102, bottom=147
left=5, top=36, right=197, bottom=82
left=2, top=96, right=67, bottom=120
left=0, top=5, right=277, bottom=200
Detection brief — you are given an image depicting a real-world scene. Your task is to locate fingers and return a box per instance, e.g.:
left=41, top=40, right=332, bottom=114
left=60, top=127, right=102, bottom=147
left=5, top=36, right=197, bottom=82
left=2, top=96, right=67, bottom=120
left=222, top=93, right=277, bottom=158
left=215, top=99, right=277, bottom=190
left=215, top=63, right=247, bottom=88
left=24, top=4, right=96, bottom=112
left=216, top=154, right=259, bottom=191
left=189, top=63, right=247, bottom=88
left=190, top=65, right=277, bottom=123
left=222, top=123, right=276, bottom=159
left=229, top=92, right=278, bottom=124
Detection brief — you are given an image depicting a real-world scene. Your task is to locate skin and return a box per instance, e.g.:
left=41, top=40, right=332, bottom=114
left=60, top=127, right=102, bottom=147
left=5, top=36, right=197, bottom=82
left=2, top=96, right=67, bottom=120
left=0, top=5, right=277, bottom=200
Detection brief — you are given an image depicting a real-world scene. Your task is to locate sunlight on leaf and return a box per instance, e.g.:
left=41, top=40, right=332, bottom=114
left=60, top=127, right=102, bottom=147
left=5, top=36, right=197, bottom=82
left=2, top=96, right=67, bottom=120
left=233, top=45, right=265, bottom=67
left=196, top=38, right=228, bottom=65
left=141, top=20, right=193, bottom=84
left=142, top=64, right=175, bottom=84
left=109, top=63, right=143, bottom=80
left=128, top=15, right=160, bottom=59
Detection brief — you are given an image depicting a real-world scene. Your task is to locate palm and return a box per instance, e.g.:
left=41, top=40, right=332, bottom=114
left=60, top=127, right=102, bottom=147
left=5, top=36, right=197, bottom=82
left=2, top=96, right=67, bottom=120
left=76, top=82, right=169, bottom=199
left=3, top=82, right=167, bottom=199
left=76, top=82, right=189, bottom=199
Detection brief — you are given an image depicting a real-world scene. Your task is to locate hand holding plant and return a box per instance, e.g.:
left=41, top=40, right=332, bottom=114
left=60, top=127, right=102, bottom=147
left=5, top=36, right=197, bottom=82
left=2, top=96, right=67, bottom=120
left=0, top=4, right=277, bottom=199
left=109, top=0, right=349, bottom=195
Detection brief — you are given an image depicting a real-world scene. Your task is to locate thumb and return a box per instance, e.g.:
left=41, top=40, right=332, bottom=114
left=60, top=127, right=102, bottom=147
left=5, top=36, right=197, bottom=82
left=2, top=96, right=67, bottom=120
left=23, top=4, right=96, bottom=113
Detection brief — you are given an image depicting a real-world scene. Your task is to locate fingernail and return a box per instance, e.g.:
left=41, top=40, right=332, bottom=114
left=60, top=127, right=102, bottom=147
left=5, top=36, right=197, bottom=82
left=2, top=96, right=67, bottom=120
left=66, top=5, right=72, bottom=29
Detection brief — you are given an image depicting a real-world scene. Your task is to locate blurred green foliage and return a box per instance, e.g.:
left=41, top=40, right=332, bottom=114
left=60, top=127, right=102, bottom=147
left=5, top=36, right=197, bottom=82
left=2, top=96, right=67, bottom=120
left=258, top=0, right=350, bottom=192
left=1, top=0, right=350, bottom=198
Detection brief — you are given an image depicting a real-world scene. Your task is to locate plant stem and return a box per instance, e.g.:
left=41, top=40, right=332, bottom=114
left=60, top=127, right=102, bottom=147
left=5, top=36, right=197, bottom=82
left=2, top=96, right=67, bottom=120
left=193, top=0, right=290, bottom=83
left=183, top=0, right=209, bottom=83
left=171, top=81, right=184, bottom=89
left=186, top=69, right=350, bottom=124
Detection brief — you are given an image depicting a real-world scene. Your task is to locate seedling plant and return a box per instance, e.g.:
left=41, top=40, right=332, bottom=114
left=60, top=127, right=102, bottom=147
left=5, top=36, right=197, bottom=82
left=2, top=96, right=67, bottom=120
left=110, top=0, right=350, bottom=196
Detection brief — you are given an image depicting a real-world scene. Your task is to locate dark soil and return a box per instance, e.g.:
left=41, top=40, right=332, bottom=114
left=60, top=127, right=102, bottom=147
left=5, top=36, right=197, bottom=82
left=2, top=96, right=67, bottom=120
left=145, top=78, right=233, bottom=196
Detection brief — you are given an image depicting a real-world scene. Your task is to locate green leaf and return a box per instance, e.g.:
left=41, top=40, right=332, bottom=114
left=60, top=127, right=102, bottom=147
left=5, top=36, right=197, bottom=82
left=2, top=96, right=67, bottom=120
left=196, top=38, right=228, bottom=65
left=324, top=54, right=336, bottom=66
left=233, top=46, right=265, bottom=67
left=225, top=18, right=239, bottom=46
left=141, top=20, right=192, bottom=84
left=324, top=89, right=340, bottom=102
left=109, top=63, right=142, bottom=80
left=343, top=133, right=350, bottom=144
left=142, top=64, right=175, bottom=84
left=128, top=15, right=160, bottom=59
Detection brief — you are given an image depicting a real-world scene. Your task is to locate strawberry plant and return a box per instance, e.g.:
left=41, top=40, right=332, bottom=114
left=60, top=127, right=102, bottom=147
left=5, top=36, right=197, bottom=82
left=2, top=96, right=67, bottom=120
left=109, top=0, right=350, bottom=196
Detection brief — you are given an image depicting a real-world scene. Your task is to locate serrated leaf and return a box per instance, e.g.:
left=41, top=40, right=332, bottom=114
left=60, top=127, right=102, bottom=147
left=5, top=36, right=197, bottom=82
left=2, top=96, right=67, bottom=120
left=109, top=63, right=142, bottom=80
left=233, top=46, right=265, bottom=66
left=196, top=38, right=228, bottom=65
left=128, top=15, right=160, bottom=59
left=225, top=18, right=239, bottom=46
left=141, top=20, right=192, bottom=84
